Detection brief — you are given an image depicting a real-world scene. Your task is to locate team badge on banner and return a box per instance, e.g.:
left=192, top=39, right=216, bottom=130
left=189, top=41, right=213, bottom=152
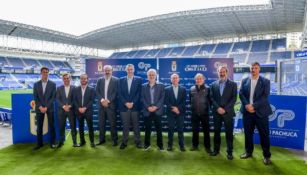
left=29, top=100, right=48, bottom=136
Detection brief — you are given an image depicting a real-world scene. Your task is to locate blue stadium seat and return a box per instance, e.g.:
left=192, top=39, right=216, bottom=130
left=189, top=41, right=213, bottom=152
left=251, top=40, right=270, bottom=52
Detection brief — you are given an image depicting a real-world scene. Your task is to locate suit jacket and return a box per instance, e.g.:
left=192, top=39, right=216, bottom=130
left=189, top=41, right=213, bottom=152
left=164, top=85, right=186, bottom=117
left=56, top=85, right=75, bottom=114
left=239, top=76, right=272, bottom=118
left=33, top=80, right=56, bottom=113
left=118, top=76, right=142, bottom=112
left=95, top=76, right=119, bottom=110
left=141, top=82, right=165, bottom=116
left=73, top=85, right=95, bottom=116
left=210, top=79, right=237, bottom=117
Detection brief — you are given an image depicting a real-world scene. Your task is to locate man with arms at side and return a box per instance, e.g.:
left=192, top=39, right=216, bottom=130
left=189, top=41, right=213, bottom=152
left=56, top=73, right=78, bottom=148
left=210, top=66, right=237, bottom=160
left=118, top=64, right=142, bottom=149
left=74, top=74, right=95, bottom=148
left=142, top=69, right=165, bottom=151
left=165, top=73, right=187, bottom=152
left=189, top=73, right=212, bottom=154
left=239, top=62, right=272, bottom=165
left=95, top=65, right=119, bottom=146
left=33, top=67, right=56, bottom=150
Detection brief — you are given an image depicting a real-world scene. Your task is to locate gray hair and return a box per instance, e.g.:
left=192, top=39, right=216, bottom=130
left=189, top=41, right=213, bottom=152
left=194, top=73, right=205, bottom=80
left=217, top=65, right=228, bottom=73
left=171, top=73, right=179, bottom=79
left=103, top=65, right=113, bottom=70
left=125, top=64, right=135, bottom=71
left=147, top=68, right=157, bottom=76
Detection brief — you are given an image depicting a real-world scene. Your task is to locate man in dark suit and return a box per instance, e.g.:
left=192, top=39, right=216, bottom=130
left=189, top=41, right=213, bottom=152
left=56, top=73, right=78, bottom=148
left=142, top=69, right=165, bottom=151
left=239, top=62, right=272, bottom=165
left=189, top=73, right=212, bottom=154
left=210, top=66, right=237, bottom=160
left=33, top=67, right=56, bottom=150
left=95, top=65, right=119, bottom=146
left=165, top=73, right=186, bottom=152
left=118, top=64, right=142, bottom=149
left=74, top=74, right=95, bottom=148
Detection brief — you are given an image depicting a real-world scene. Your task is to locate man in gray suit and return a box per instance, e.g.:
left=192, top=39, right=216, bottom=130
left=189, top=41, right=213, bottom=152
left=73, top=74, right=95, bottom=148
left=33, top=67, right=56, bottom=150
left=96, top=65, right=119, bottom=146
left=141, top=69, right=165, bottom=151
left=210, top=66, right=237, bottom=160
left=56, top=73, right=78, bottom=148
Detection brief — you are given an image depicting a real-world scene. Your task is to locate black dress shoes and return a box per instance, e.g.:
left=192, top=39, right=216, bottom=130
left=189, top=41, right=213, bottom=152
left=50, top=144, right=56, bottom=149
left=96, top=140, right=106, bottom=146
left=180, top=147, right=186, bottom=152
left=136, top=143, right=142, bottom=149
left=112, top=142, right=118, bottom=147
left=190, top=146, right=198, bottom=151
left=210, top=151, right=219, bottom=156
left=240, top=153, right=253, bottom=159
left=79, top=141, right=86, bottom=147
left=73, top=143, right=80, bottom=147
left=205, top=148, right=213, bottom=154
left=167, top=146, right=173, bottom=151
left=33, top=145, right=43, bottom=150
left=90, top=143, right=96, bottom=148
left=263, top=157, right=272, bottom=165
left=57, top=142, right=64, bottom=148
left=120, top=143, right=127, bottom=149
left=227, top=153, right=234, bottom=160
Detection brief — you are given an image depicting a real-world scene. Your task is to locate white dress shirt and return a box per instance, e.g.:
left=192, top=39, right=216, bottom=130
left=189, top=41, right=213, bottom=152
left=249, top=77, right=259, bottom=104
left=81, top=85, right=87, bottom=106
left=42, top=80, right=48, bottom=95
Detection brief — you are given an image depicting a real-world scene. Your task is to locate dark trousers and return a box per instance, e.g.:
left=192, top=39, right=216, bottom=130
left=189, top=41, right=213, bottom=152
left=167, top=114, right=184, bottom=147
left=77, top=114, right=94, bottom=144
left=144, top=112, right=163, bottom=148
left=120, top=111, right=141, bottom=145
left=243, top=112, right=271, bottom=158
left=36, top=111, right=55, bottom=146
left=98, top=108, right=118, bottom=143
left=191, top=113, right=211, bottom=149
left=58, top=110, right=77, bottom=144
left=213, top=114, right=234, bottom=154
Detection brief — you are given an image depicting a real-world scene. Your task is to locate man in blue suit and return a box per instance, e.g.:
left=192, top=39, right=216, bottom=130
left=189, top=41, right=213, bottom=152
left=165, top=73, right=186, bottom=152
left=239, top=62, right=272, bottom=165
left=33, top=67, right=56, bottom=150
left=210, top=66, right=237, bottom=160
left=141, top=69, right=165, bottom=151
left=118, top=64, right=142, bottom=149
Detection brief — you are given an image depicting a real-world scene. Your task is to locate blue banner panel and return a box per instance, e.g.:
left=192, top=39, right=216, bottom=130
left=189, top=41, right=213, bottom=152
left=159, top=58, right=234, bottom=131
left=254, top=95, right=307, bottom=150
left=85, top=58, right=157, bottom=84
left=12, top=94, right=59, bottom=144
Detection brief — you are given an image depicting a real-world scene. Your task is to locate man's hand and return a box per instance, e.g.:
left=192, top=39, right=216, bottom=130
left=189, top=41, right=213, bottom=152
left=125, top=102, right=134, bottom=109
left=171, top=106, right=180, bottom=115
left=39, top=106, right=47, bottom=113
left=245, top=104, right=255, bottom=113
left=78, top=107, right=86, bottom=114
left=217, top=107, right=226, bottom=115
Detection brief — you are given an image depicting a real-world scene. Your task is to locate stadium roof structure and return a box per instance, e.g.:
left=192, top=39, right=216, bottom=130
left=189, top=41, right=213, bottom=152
left=0, top=0, right=306, bottom=50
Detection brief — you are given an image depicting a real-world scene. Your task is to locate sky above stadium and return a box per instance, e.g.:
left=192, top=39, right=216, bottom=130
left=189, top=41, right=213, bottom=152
left=0, top=0, right=269, bottom=36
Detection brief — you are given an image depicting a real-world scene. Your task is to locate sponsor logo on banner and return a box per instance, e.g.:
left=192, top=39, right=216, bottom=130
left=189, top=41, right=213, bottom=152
left=214, top=62, right=228, bottom=69
left=267, top=104, right=297, bottom=138
left=29, top=100, right=48, bottom=136
left=171, top=61, right=177, bottom=72
left=138, top=62, right=151, bottom=71
left=97, top=61, right=103, bottom=72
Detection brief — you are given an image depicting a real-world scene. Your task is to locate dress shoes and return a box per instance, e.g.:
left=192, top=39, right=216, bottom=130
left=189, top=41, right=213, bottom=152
left=240, top=153, right=253, bottom=159
left=263, top=157, right=272, bottom=165
left=120, top=143, right=127, bottom=150
left=210, top=151, right=219, bottom=156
